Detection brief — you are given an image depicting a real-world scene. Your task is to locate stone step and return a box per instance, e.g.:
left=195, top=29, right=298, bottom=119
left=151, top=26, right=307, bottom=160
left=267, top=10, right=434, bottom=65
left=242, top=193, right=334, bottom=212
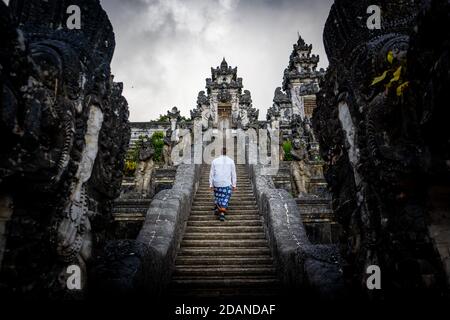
left=199, top=177, right=252, bottom=182
left=173, top=267, right=276, bottom=277
left=199, top=181, right=250, bottom=184
left=199, top=178, right=249, bottom=181
left=169, top=287, right=278, bottom=298
left=191, top=205, right=257, bottom=211
left=196, top=192, right=254, bottom=197
left=175, top=256, right=273, bottom=266
left=182, top=232, right=266, bottom=240
left=200, top=175, right=249, bottom=178
left=194, top=197, right=255, bottom=200
left=181, top=239, right=269, bottom=248
left=197, top=190, right=253, bottom=194
left=192, top=205, right=258, bottom=214
left=200, top=175, right=249, bottom=179
left=296, top=197, right=331, bottom=205
left=193, top=200, right=256, bottom=206
left=195, top=193, right=254, bottom=197
left=171, top=277, right=279, bottom=288
left=190, top=210, right=258, bottom=215
left=193, top=200, right=255, bottom=204
left=199, top=186, right=253, bottom=190
left=113, top=213, right=145, bottom=221
left=200, top=180, right=251, bottom=185
left=178, top=248, right=271, bottom=256
left=113, top=198, right=152, bottom=206
left=112, top=207, right=148, bottom=214
left=187, top=220, right=262, bottom=227
left=301, top=212, right=334, bottom=221
left=185, top=226, right=264, bottom=233
left=189, top=215, right=261, bottom=221
left=190, top=210, right=258, bottom=216
left=197, top=188, right=253, bottom=192
left=201, top=173, right=248, bottom=176
left=298, top=206, right=331, bottom=213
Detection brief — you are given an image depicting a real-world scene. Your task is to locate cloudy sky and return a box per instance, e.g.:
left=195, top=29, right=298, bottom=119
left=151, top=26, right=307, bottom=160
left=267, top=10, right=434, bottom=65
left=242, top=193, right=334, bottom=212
left=101, top=0, right=334, bottom=121
left=4, top=0, right=334, bottom=121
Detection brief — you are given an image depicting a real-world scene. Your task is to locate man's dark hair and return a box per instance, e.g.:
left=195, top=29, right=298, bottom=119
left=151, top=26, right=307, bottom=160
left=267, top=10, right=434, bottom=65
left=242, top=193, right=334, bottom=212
left=222, top=147, right=227, bottom=155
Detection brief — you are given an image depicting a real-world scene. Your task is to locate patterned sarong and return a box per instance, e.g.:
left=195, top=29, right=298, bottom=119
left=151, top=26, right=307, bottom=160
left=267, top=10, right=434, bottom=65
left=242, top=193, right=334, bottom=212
left=214, top=186, right=232, bottom=209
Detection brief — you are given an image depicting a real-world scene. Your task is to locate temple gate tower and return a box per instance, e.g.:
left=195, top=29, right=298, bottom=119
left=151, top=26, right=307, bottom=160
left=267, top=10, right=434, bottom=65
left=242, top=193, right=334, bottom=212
left=272, top=36, right=325, bottom=123
left=194, top=58, right=259, bottom=130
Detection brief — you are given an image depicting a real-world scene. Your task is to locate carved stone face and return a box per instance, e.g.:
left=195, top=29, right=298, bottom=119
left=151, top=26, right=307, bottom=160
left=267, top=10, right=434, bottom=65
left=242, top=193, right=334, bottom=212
left=139, top=141, right=155, bottom=161
left=293, top=138, right=302, bottom=150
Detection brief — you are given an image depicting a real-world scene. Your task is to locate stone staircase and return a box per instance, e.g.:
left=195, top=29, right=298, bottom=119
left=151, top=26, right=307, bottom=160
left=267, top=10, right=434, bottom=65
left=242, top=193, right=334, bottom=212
left=271, top=161, right=293, bottom=195
left=111, top=167, right=177, bottom=239
left=170, top=164, right=279, bottom=298
left=297, top=196, right=341, bottom=244
left=112, top=197, right=150, bottom=239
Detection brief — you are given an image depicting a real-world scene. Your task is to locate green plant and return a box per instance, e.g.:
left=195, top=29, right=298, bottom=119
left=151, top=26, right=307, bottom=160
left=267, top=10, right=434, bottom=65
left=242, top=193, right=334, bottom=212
left=151, top=131, right=165, bottom=162
left=156, top=114, right=170, bottom=122
left=123, top=159, right=137, bottom=177
left=282, top=140, right=293, bottom=161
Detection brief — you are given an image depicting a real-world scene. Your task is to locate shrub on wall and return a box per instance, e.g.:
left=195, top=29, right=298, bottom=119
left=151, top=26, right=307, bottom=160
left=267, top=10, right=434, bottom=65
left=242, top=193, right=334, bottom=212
left=123, top=160, right=137, bottom=177
left=282, top=140, right=293, bottom=161
left=123, top=135, right=147, bottom=176
left=151, top=131, right=165, bottom=163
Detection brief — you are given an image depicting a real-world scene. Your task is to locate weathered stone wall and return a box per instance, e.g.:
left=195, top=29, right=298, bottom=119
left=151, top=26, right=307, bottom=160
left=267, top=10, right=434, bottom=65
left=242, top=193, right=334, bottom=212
left=129, top=122, right=172, bottom=149
left=313, top=0, right=450, bottom=298
left=91, top=164, right=201, bottom=296
left=248, top=165, right=344, bottom=298
left=0, top=0, right=130, bottom=298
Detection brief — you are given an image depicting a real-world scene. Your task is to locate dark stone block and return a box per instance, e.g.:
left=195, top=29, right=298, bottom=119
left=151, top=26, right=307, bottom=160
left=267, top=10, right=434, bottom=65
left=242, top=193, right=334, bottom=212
left=90, top=240, right=162, bottom=297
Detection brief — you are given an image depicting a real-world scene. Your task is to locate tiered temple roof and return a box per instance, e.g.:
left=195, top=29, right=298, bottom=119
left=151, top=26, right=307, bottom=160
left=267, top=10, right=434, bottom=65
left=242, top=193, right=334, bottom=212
left=206, top=58, right=243, bottom=94
left=282, top=36, right=324, bottom=93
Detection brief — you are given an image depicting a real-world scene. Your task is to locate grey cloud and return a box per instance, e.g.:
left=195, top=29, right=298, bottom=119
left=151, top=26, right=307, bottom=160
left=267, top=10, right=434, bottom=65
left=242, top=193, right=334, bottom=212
left=88, top=1, right=338, bottom=121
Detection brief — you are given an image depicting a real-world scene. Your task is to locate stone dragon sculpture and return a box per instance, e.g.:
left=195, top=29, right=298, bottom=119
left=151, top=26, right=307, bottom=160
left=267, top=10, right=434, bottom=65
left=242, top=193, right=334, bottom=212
left=313, top=0, right=450, bottom=298
left=0, top=0, right=130, bottom=297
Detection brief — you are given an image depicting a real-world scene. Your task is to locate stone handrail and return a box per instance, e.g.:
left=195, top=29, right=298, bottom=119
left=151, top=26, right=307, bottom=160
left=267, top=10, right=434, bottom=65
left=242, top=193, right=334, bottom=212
left=91, top=164, right=201, bottom=297
left=248, top=164, right=344, bottom=298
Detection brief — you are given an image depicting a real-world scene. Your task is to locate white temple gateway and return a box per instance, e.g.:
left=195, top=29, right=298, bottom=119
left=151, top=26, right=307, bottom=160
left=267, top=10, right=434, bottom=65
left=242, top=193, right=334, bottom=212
left=269, top=35, right=325, bottom=124
left=129, top=35, right=325, bottom=142
left=191, top=58, right=259, bottom=130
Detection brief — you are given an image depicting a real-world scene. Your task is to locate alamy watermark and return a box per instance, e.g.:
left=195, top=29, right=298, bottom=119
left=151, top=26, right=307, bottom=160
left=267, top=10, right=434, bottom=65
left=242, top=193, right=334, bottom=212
left=66, top=264, right=81, bottom=290
left=66, top=5, right=81, bottom=30
left=366, top=265, right=381, bottom=290
left=367, top=5, right=381, bottom=30
left=170, top=119, right=280, bottom=175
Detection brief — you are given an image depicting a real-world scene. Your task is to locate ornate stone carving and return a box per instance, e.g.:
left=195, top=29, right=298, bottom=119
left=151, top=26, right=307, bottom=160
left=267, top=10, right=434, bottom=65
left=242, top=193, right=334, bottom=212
left=196, top=91, right=209, bottom=107
left=163, top=129, right=174, bottom=168
left=134, top=140, right=155, bottom=196
left=167, top=106, right=181, bottom=131
left=313, top=0, right=449, bottom=295
left=0, top=0, right=129, bottom=297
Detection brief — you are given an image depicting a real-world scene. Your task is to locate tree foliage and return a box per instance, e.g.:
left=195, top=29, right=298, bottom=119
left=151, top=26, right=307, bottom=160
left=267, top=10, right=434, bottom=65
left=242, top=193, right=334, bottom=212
left=282, top=140, right=293, bottom=161
left=151, top=131, right=165, bottom=163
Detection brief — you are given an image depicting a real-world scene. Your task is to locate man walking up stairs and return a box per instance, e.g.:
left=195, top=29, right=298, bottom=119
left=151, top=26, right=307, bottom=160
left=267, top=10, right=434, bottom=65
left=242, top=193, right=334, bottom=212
left=209, top=148, right=237, bottom=221
left=170, top=161, right=279, bottom=298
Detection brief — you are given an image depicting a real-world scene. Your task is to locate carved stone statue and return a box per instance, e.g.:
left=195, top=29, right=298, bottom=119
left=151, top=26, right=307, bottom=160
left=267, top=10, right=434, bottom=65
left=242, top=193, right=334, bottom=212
left=313, top=0, right=450, bottom=295
left=291, top=138, right=310, bottom=196
left=162, top=129, right=173, bottom=168
left=0, top=0, right=129, bottom=297
left=134, top=140, right=155, bottom=197
left=167, top=106, right=181, bottom=131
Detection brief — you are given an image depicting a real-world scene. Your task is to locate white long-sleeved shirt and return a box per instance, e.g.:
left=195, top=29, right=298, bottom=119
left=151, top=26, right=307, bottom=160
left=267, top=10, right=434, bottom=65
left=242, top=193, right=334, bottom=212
left=209, top=156, right=237, bottom=188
